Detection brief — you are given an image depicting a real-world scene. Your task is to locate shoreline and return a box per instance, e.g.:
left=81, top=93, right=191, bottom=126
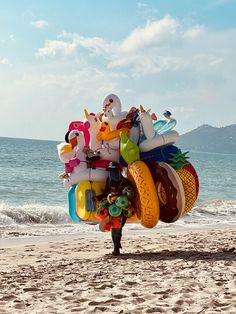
left=1, top=222, right=236, bottom=248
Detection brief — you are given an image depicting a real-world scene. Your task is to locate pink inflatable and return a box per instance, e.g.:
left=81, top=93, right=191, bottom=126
left=68, top=121, right=90, bottom=148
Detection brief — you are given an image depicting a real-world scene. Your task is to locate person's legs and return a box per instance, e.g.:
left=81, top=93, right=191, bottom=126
left=111, top=217, right=127, bottom=255
left=111, top=228, right=122, bottom=255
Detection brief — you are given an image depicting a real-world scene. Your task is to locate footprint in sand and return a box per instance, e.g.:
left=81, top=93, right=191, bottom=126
left=23, top=287, right=41, bottom=292
left=0, top=294, right=16, bottom=301
left=62, top=295, right=78, bottom=301
left=13, top=303, right=26, bottom=310
left=145, top=307, right=165, bottom=313
left=112, top=294, right=127, bottom=300
left=125, top=281, right=137, bottom=286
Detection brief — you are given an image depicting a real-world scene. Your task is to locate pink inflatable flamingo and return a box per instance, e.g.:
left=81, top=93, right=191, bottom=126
left=66, top=120, right=90, bottom=148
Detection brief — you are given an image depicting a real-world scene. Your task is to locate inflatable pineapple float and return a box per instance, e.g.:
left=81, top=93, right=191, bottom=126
left=169, top=149, right=199, bottom=213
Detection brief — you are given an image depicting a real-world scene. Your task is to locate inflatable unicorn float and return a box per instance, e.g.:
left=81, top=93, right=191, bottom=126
left=57, top=94, right=199, bottom=229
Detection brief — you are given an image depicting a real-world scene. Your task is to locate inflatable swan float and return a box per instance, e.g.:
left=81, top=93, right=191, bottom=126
left=139, top=105, right=179, bottom=152
left=102, top=94, right=127, bottom=128
left=154, top=110, right=177, bottom=134
left=101, top=94, right=141, bottom=147
left=84, top=109, right=120, bottom=162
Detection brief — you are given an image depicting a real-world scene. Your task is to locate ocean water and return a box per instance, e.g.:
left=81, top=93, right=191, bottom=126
left=0, top=137, right=236, bottom=238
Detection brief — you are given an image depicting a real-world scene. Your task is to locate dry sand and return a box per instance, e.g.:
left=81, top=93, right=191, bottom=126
left=0, top=227, right=236, bottom=314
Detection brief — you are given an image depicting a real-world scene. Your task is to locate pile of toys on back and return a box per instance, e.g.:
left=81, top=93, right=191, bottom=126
left=57, top=94, right=199, bottom=230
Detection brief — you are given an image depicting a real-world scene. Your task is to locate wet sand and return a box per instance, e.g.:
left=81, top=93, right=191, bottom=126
left=0, top=227, right=236, bottom=313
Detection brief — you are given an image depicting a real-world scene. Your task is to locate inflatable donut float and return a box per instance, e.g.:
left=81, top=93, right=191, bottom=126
left=128, top=161, right=160, bottom=228
left=149, top=161, right=185, bottom=223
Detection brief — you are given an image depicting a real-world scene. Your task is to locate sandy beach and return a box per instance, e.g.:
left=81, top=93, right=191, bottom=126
left=0, top=227, right=236, bottom=314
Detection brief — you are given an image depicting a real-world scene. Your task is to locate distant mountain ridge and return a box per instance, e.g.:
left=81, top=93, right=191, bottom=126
left=178, top=124, right=236, bottom=154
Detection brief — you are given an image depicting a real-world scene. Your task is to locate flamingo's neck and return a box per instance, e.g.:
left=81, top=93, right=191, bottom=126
left=89, top=128, right=101, bottom=150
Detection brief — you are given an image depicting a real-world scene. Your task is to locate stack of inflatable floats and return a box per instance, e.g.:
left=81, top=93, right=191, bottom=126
left=57, top=94, right=199, bottom=231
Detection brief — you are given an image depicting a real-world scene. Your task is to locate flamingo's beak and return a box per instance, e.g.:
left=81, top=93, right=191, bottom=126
left=69, top=136, right=78, bottom=149
left=84, top=109, right=89, bottom=119
left=98, top=113, right=104, bottom=122
left=140, top=105, right=145, bottom=113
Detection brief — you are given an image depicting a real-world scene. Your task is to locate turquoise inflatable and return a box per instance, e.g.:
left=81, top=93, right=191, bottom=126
left=68, top=184, right=81, bottom=222
left=154, top=118, right=177, bottom=134
left=68, top=184, right=97, bottom=225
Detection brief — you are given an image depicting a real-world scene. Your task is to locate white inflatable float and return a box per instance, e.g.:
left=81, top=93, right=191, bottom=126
left=139, top=105, right=179, bottom=152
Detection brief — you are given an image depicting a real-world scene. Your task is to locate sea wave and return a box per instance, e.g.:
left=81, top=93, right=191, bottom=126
left=0, top=201, right=71, bottom=225
left=190, top=200, right=236, bottom=218
left=0, top=199, right=235, bottom=239
left=1, top=199, right=236, bottom=227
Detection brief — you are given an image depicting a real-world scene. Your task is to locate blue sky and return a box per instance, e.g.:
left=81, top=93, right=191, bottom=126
left=0, top=0, right=235, bottom=140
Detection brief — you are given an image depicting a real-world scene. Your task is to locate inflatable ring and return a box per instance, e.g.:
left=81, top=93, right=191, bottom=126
left=139, top=130, right=179, bottom=152
left=75, top=181, right=106, bottom=222
left=128, top=161, right=160, bottom=228
left=109, top=204, right=122, bottom=217
left=68, top=184, right=81, bottom=222
left=149, top=161, right=185, bottom=223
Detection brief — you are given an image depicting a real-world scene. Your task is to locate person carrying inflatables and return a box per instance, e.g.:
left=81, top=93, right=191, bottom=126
left=94, top=161, right=135, bottom=256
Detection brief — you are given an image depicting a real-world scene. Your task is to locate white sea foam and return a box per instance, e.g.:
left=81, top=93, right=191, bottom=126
left=0, top=201, right=98, bottom=238
left=0, top=201, right=70, bottom=225
left=0, top=200, right=236, bottom=238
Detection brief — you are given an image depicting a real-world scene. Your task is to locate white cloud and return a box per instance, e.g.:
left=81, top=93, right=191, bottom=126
left=1, top=15, right=235, bottom=139
left=36, top=16, right=180, bottom=58
left=35, top=15, right=207, bottom=75
left=37, top=39, right=77, bottom=57
left=137, top=2, right=159, bottom=20
left=0, top=58, right=9, bottom=65
left=9, top=34, right=15, bottom=41
left=137, top=2, right=148, bottom=9
left=209, top=58, right=224, bottom=66
left=35, top=16, right=236, bottom=81
left=0, top=63, right=125, bottom=140
left=183, top=25, right=205, bottom=38
left=36, top=33, right=113, bottom=58
left=120, top=16, right=179, bottom=53
left=31, top=20, right=49, bottom=29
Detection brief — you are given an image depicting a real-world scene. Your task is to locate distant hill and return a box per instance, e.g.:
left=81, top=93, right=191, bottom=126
left=178, top=124, right=236, bottom=154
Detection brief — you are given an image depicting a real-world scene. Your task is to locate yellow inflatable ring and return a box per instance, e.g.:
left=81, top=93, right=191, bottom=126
left=128, top=161, right=160, bottom=228
left=75, top=181, right=106, bottom=222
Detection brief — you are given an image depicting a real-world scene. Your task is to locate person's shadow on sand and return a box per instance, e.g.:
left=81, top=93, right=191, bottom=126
left=106, top=248, right=236, bottom=261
